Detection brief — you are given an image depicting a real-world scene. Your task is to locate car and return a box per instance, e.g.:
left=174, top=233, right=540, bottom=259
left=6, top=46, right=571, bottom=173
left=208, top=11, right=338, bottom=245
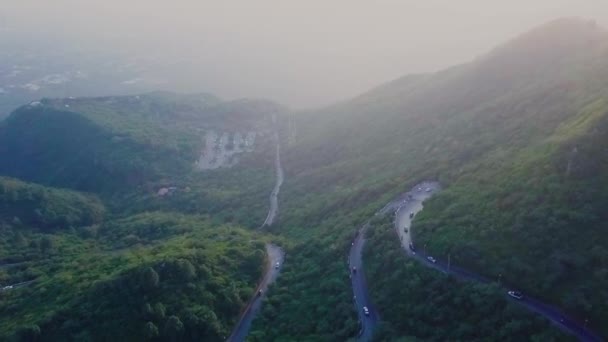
left=275, top=262, right=280, bottom=269
left=257, top=289, right=263, bottom=296
left=425, top=188, right=431, bottom=192
left=363, top=306, right=370, bottom=316
left=508, top=291, right=523, bottom=300
left=427, top=256, right=437, bottom=263
left=403, top=227, right=408, bottom=233
left=409, top=243, right=415, bottom=251
left=409, top=212, right=414, bottom=219
left=352, top=266, right=357, bottom=273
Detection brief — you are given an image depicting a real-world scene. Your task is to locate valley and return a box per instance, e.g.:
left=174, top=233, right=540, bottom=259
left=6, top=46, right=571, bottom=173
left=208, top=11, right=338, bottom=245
left=1, top=16, right=608, bottom=342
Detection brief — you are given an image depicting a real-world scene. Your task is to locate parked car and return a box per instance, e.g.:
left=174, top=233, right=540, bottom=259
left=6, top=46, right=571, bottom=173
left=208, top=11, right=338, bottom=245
left=427, top=256, right=437, bottom=263
left=409, top=212, right=414, bottom=219
left=363, top=306, right=370, bottom=316
left=257, top=289, right=263, bottom=296
left=352, top=266, right=357, bottom=273
left=275, top=262, right=280, bottom=269
left=508, top=291, right=524, bottom=300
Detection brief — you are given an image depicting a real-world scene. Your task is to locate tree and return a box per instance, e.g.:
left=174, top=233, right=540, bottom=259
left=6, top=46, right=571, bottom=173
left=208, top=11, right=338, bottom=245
left=142, top=303, right=154, bottom=320
left=164, top=316, right=184, bottom=341
left=40, top=236, right=53, bottom=254
left=13, top=232, right=26, bottom=248
left=16, top=325, right=41, bottom=342
left=176, top=259, right=196, bottom=281
left=141, top=267, right=160, bottom=291
left=153, top=302, right=166, bottom=321
left=143, top=322, right=159, bottom=340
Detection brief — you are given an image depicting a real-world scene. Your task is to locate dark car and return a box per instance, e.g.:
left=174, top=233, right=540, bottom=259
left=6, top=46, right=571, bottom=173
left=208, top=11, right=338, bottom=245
left=409, top=212, right=414, bottom=219
left=352, top=266, right=357, bottom=273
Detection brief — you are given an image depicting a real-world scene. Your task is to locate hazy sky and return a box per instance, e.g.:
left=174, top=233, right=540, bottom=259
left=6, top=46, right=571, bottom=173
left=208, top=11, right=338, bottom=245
left=2, top=1, right=608, bottom=108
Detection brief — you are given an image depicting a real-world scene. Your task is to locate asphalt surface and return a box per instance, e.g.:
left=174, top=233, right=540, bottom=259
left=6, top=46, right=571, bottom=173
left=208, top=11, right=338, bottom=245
left=391, top=181, right=604, bottom=342
left=349, top=224, right=379, bottom=342
left=262, top=132, right=283, bottom=227
left=227, top=243, right=284, bottom=342
left=228, top=129, right=285, bottom=341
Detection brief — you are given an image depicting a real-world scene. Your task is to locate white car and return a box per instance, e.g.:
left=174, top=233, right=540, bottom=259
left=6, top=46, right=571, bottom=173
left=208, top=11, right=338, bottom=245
left=425, top=188, right=432, bottom=192
left=427, top=256, right=437, bottom=263
left=275, top=262, right=280, bottom=269
left=363, top=306, right=370, bottom=316
left=508, top=291, right=523, bottom=300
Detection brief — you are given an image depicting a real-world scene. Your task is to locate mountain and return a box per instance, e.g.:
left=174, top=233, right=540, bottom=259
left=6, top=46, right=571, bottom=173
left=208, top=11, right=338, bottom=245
left=250, top=18, right=608, bottom=340
left=0, top=92, right=284, bottom=194
left=0, top=92, right=286, bottom=340
left=2, top=17, right=608, bottom=342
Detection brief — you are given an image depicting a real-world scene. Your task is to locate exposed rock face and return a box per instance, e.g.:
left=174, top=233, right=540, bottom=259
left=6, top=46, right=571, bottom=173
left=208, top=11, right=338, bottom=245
left=195, top=130, right=257, bottom=170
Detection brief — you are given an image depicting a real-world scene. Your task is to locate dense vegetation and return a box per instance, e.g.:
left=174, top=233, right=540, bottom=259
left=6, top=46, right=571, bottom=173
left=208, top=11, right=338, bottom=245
left=2, top=17, right=608, bottom=342
left=0, top=92, right=280, bottom=194
left=0, top=92, right=284, bottom=340
left=249, top=240, right=359, bottom=341
left=114, top=153, right=276, bottom=229
left=0, top=177, right=105, bottom=233
left=0, top=212, right=267, bottom=341
left=413, top=100, right=608, bottom=334
left=252, top=18, right=608, bottom=340
left=364, top=216, right=570, bottom=341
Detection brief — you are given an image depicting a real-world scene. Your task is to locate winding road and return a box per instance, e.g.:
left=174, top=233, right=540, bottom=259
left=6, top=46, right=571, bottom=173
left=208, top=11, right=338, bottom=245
left=389, top=181, right=604, bottom=342
left=349, top=224, right=379, bottom=341
left=261, top=132, right=284, bottom=227
left=227, top=244, right=284, bottom=342
left=228, top=129, right=285, bottom=341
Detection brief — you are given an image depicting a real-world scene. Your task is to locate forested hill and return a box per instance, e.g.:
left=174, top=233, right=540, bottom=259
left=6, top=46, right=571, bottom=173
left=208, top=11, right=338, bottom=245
left=0, top=92, right=286, bottom=340
left=288, top=18, right=608, bottom=179
left=0, top=92, right=285, bottom=194
left=254, top=18, right=608, bottom=339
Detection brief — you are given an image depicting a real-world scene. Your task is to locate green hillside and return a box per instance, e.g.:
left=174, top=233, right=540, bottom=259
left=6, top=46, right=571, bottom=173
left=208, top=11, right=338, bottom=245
left=0, top=92, right=286, bottom=340
left=0, top=92, right=282, bottom=194
left=0, top=176, right=105, bottom=233
left=253, top=18, right=608, bottom=339
left=2, top=17, right=608, bottom=342
left=0, top=212, right=267, bottom=341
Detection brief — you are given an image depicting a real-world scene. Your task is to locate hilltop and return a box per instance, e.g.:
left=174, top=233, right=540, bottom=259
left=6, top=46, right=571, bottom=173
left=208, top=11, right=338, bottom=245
left=252, top=18, right=608, bottom=340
